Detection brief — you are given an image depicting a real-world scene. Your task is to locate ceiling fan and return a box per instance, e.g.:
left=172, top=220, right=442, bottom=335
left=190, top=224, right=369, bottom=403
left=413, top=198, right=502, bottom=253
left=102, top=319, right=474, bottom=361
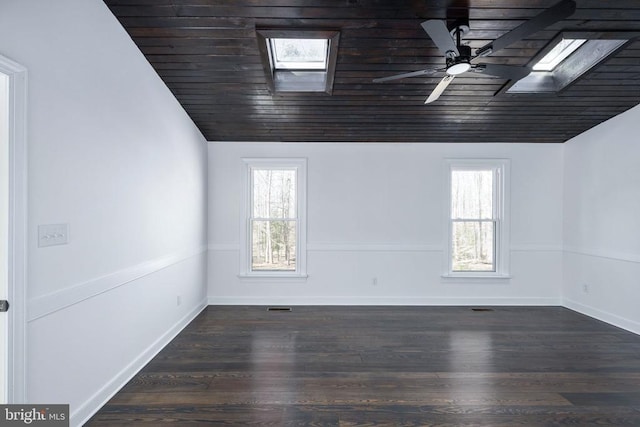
left=373, top=0, right=576, bottom=104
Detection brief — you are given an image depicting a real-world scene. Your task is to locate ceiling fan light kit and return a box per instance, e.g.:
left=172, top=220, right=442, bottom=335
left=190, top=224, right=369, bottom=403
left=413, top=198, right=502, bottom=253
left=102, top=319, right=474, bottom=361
left=374, top=0, right=577, bottom=104
left=446, top=62, right=471, bottom=76
left=446, top=45, right=471, bottom=76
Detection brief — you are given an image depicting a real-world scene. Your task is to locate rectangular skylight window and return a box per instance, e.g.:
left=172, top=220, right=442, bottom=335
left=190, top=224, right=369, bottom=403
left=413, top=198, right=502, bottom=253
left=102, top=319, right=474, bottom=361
left=505, top=34, right=628, bottom=94
left=256, top=29, right=340, bottom=94
left=269, top=38, right=328, bottom=70
left=532, top=38, right=586, bottom=71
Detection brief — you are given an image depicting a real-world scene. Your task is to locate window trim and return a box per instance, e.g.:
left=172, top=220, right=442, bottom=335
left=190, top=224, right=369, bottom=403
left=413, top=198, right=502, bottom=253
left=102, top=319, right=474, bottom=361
left=239, top=158, right=308, bottom=279
left=443, top=159, right=511, bottom=279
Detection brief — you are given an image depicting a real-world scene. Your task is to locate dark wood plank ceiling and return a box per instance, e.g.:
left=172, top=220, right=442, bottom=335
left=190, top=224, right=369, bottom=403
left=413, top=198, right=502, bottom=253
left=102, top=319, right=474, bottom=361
left=104, top=0, right=640, bottom=143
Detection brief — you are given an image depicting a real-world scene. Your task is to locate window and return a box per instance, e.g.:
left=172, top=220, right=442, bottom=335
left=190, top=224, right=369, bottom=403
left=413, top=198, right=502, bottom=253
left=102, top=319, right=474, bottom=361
left=505, top=32, right=629, bottom=94
left=269, top=38, right=328, bottom=70
left=445, top=159, right=510, bottom=277
left=256, top=29, right=340, bottom=94
left=531, top=38, right=586, bottom=71
left=240, top=158, right=307, bottom=278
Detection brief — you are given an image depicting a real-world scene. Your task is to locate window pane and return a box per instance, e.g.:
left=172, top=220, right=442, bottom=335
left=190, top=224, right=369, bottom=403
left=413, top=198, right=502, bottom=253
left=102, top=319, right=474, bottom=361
left=251, top=220, right=297, bottom=271
left=252, top=169, right=296, bottom=219
left=532, top=39, right=586, bottom=71
left=452, top=221, right=495, bottom=271
left=270, top=38, right=328, bottom=70
left=451, top=170, right=493, bottom=219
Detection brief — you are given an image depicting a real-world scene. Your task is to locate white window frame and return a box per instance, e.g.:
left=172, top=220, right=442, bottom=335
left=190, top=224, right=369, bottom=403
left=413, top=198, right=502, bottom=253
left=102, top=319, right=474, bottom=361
left=239, top=158, right=307, bottom=279
left=443, top=159, right=510, bottom=279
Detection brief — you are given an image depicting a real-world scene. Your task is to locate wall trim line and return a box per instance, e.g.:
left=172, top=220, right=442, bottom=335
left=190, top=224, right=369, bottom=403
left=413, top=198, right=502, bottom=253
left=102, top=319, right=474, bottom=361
left=511, top=244, right=563, bottom=252
left=208, top=243, right=240, bottom=251
left=208, top=242, right=563, bottom=253
left=563, top=245, right=640, bottom=264
left=307, top=243, right=442, bottom=252
left=72, top=299, right=208, bottom=426
left=28, top=246, right=207, bottom=322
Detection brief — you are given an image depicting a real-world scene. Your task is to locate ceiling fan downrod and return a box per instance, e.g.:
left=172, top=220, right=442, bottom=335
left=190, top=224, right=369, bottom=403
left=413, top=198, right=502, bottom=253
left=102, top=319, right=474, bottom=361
left=446, top=25, right=471, bottom=75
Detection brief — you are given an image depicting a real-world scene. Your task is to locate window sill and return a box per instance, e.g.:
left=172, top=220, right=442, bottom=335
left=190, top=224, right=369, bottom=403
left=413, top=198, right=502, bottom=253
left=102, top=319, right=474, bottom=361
left=238, top=273, right=308, bottom=282
left=441, top=273, right=512, bottom=281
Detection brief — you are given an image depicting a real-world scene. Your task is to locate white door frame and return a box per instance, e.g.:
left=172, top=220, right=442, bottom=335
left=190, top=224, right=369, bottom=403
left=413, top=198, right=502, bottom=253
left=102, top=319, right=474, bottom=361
left=0, top=54, right=28, bottom=403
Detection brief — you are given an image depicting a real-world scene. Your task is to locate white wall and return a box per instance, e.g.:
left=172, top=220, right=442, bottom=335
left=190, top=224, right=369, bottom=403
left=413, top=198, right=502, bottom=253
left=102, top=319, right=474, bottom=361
left=208, top=142, right=563, bottom=306
left=563, top=104, right=640, bottom=334
left=0, top=0, right=208, bottom=424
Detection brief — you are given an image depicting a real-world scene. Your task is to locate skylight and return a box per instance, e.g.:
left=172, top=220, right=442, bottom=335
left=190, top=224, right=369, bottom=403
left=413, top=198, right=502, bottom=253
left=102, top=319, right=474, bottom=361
left=504, top=32, right=629, bottom=94
left=532, top=38, right=586, bottom=71
left=256, top=29, right=340, bottom=94
left=269, top=38, right=328, bottom=70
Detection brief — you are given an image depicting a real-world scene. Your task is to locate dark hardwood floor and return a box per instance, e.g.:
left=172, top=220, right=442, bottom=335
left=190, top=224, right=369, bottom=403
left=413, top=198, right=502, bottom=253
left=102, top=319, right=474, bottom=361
left=87, top=306, right=640, bottom=426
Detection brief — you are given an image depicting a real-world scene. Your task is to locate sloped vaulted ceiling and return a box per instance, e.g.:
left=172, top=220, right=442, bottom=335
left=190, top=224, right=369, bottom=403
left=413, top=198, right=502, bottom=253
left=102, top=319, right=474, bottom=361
left=104, top=0, right=640, bottom=142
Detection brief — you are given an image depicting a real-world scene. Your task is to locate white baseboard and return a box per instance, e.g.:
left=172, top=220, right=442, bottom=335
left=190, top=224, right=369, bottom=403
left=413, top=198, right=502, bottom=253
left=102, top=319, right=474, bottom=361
left=563, top=298, right=640, bottom=336
left=208, top=296, right=562, bottom=306
left=72, top=299, right=207, bottom=427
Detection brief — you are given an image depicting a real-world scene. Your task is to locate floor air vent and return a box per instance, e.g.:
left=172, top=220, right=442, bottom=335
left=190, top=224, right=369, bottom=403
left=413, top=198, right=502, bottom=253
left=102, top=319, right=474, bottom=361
left=471, top=308, right=494, bottom=312
left=267, top=307, right=292, bottom=312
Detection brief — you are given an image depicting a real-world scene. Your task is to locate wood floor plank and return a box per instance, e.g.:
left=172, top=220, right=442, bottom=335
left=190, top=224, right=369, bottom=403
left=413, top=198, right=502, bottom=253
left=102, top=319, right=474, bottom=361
left=107, top=390, right=573, bottom=407
left=560, top=392, right=640, bottom=406
left=87, top=306, right=640, bottom=425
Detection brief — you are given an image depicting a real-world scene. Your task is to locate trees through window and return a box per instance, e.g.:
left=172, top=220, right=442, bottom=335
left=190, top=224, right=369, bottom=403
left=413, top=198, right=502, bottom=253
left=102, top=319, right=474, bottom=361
left=447, top=160, right=510, bottom=277
left=251, top=169, right=297, bottom=271
left=241, top=158, right=307, bottom=277
left=451, top=169, right=495, bottom=271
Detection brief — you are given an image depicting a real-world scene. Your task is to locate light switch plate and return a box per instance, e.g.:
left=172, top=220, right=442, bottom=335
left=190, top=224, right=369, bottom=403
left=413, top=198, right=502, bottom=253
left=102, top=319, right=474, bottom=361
left=38, top=223, right=69, bottom=247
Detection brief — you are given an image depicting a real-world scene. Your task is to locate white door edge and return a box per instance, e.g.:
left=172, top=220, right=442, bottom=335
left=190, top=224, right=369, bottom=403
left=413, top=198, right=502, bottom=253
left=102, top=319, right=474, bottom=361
left=0, top=54, right=28, bottom=404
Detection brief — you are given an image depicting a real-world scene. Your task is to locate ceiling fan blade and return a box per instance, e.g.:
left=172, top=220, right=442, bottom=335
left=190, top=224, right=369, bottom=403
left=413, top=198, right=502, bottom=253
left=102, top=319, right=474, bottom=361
left=425, top=75, right=455, bottom=104
left=373, top=68, right=441, bottom=83
left=476, top=0, right=576, bottom=57
left=421, top=20, right=459, bottom=57
left=471, top=63, right=531, bottom=81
